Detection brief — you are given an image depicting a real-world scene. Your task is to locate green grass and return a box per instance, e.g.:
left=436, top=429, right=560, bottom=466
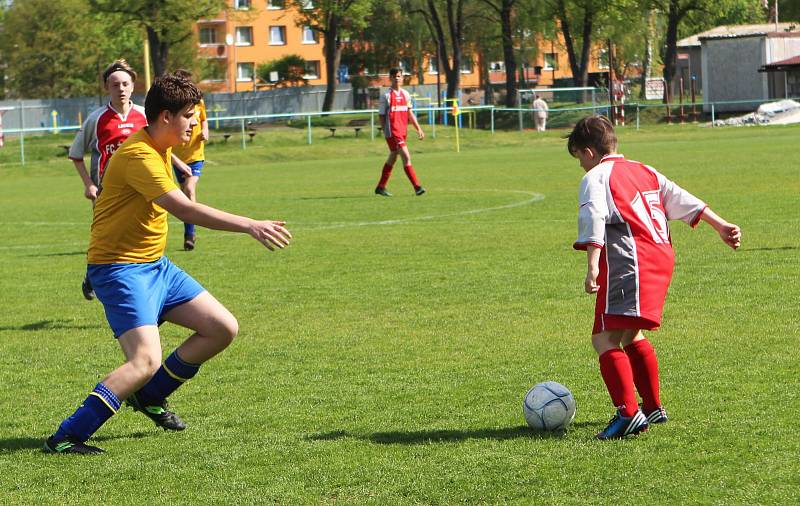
left=0, top=124, right=798, bottom=504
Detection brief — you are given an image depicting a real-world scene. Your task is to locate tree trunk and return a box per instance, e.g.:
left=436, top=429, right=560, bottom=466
left=146, top=26, right=169, bottom=77
left=321, top=14, right=340, bottom=112
left=640, top=9, right=655, bottom=99
left=556, top=0, right=580, bottom=86
left=499, top=1, right=517, bottom=107
left=663, top=1, right=681, bottom=101
left=426, top=0, right=462, bottom=100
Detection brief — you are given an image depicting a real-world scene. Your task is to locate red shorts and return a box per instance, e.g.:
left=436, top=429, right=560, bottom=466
left=385, top=136, right=407, bottom=152
left=592, top=312, right=661, bottom=335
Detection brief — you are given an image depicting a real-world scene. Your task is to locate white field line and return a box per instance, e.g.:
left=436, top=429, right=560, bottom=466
left=0, top=188, right=544, bottom=251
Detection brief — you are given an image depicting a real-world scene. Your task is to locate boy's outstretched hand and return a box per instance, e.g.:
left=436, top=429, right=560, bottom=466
left=717, top=222, right=742, bottom=250
left=250, top=220, right=292, bottom=251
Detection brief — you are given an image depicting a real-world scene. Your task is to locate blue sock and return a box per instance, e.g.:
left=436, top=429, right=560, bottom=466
left=136, top=351, right=200, bottom=406
left=54, top=383, right=121, bottom=442
left=184, top=222, right=196, bottom=237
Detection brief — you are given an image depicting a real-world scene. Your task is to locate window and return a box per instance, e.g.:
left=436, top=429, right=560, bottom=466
left=235, top=26, right=253, bottom=46
left=237, top=62, right=255, bottom=81
left=460, top=57, right=473, bottom=74
left=398, top=58, right=412, bottom=75
left=489, top=61, right=505, bottom=72
left=303, top=60, right=320, bottom=79
left=199, top=27, right=217, bottom=45
left=427, top=56, right=438, bottom=74
left=598, top=49, right=609, bottom=69
left=544, top=53, right=558, bottom=71
left=234, top=0, right=251, bottom=9
left=267, top=0, right=285, bottom=8
left=269, top=26, right=286, bottom=45
left=301, top=26, right=318, bottom=44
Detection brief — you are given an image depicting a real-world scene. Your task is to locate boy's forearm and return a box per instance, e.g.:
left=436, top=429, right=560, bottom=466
left=72, top=160, right=94, bottom=187
left=182, top=201, right=253, bottom=234
left=586, top=245, right=601, bottom=270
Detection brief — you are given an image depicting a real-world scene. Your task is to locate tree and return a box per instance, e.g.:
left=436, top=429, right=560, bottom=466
left=1, top=0, right=142, bottom=99
left=548, top=0, right=599, bottom=92
left=476, top=0, right=521, bottom=106
left=257, top=54, right=308, bottom=87
left=290, top=0, right=374, bottom=111
left=88, top=0, right=226, bottom=77
left=413, top=0, right=470, bottom=100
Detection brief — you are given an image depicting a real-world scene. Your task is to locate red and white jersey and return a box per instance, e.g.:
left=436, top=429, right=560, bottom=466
left=69, top=103, right=147, bottom=184
left=573, top=154, right=707, bottom=323
left=379, top=88, right=412, bottom=139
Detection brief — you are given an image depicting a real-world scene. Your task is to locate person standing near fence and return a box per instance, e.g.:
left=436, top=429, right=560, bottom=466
left=374, top=67, right=426, bottom=197
left=533, top=94, right=549, bottom=132
left=171, top=70, right=209, bottom=251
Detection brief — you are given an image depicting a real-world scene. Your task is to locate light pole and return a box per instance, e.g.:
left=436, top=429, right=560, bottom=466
left=225, top=32, right=237, bottom=95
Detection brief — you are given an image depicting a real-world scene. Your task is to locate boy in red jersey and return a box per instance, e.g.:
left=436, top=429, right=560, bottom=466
left=568, top=116, right=741, bottom=440
left=374, top=67, right=426, bottom=197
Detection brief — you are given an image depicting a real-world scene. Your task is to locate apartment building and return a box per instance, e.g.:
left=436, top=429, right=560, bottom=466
left=194, top=1, right=610, bottom=94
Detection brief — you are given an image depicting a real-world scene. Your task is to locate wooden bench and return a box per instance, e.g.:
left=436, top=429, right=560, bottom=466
left=59, top=145, right=71, bottom=156
left=347, top=118, right=369, bottom=137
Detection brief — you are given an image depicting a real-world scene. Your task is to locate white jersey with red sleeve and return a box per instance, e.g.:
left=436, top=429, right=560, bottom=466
left=379, top=88, right=411, bottom=139
left=68, top=103, right=147, bottom=184
left=573, top=154, right=707, bottom=326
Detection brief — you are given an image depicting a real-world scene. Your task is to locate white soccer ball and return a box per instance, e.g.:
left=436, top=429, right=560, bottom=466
left=523, top=381, right=576, bottom=432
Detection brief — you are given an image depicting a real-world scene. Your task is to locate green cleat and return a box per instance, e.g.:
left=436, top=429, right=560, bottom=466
left=126, top=393, right=187, bottom=431
left=44, top=435, right=104, bottom=455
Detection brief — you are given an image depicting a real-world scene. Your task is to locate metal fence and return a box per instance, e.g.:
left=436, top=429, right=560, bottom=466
left=0, top=94, right=796, bottom=165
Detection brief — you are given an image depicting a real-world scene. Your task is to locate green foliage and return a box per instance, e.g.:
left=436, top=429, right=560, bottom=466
left=0, top=125, right=799, bottom=503
left=257, top=54, right=309, bottom=86
left=1, top=0, right=142, bottom=99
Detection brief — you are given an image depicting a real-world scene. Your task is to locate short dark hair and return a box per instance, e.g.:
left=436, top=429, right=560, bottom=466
left=173, top=69, right=193, bottom=80
left=567, top=115, right=617, bottom=157
left=102, top=59, right=137, bottom=84
left=389, top=67, right=402, bottom=78
left=144, top=73, right=203, bottom=123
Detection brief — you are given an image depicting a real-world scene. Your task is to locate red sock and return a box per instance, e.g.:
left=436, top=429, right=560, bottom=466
left=377, top=163, right=393, bottom=188
left=624, top=339, right=661, bottom=412
left=599, top=349, right=638, bottom=417
left=403, top=164, right=420, bottom=189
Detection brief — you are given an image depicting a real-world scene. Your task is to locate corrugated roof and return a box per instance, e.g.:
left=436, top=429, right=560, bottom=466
left=759, top=54, right=800, bottom=72
left=677, top=23, right=800, bottom=47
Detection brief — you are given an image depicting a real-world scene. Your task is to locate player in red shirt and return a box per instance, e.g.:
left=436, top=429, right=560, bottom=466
left=569, top=116, right=741, bottom=439
left=70, top=60, right=191, bottom=301
left=374, top=68, right=426, bottom=197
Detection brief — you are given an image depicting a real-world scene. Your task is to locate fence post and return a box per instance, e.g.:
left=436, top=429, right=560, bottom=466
left=240, top=119, right=246, bottom=150
left=491, top=106, right=495, bottom=134
left=307, top=115, right=312, bottom=144
left=19, top=102, right=25, bottom=166
left=636, top=104, right=640, bottom=130
left=370, top=111, right=374, bottom=141
left=432, top=108, right=436, bottom=139
left=711, top=103, right=715, bottom=126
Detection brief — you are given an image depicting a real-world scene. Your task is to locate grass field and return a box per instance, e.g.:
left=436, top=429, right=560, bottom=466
left=0, top=123, right=798, bottom=504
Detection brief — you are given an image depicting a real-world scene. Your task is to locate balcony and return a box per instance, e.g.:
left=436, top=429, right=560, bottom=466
left=199, top=44, right=228, bottom=59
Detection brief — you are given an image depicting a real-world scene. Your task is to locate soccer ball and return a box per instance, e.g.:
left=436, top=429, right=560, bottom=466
left=523, top=381, right=576, bottom=432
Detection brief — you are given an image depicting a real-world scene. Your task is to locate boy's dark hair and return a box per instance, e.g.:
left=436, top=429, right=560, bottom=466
left=102, top=59, right=137, bottom=84
left=389, top=67, right=402, bottom=78
left=173, top=69, right=193, bottom=80
left=144, top=73, right=203, bottom=123
left=567, top=115, right=617, bottom=157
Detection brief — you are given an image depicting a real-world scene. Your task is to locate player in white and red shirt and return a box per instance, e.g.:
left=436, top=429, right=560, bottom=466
left=568, top=116, right=741, bottom=440
left=374, top=67, right=426, bottom=197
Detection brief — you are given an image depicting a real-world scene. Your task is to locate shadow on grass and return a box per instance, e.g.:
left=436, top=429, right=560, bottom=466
left=26, top=251, right=86, bottom=258
left=0, top=432, right=155, bottom=453
left=296, top=195, right=374, bottom=201
left=738, top=246, right=798, bottom=252
left=307, top=422, right=600, bottom=445
left=0, top=320, right=102, bottom=331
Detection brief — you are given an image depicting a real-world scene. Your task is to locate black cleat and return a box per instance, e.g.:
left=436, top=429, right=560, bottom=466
left=415, top=187, right=426, bottom=196
left=127, top=393, right=187, bottom=431
left=183, top=235, right=196, bottom=251
left=44, top=435, right=104, bottom=455
left=81, top=277, right=96, bottom=301
left=374, top=187, right=392, bottom=197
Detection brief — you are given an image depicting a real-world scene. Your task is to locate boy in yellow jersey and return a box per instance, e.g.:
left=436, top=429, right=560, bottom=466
left=44, top=74, right=292, bottom=455
left=172, top=70, right=208, bottom=251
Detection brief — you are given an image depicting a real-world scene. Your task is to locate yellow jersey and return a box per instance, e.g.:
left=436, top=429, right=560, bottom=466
left=88, top=128, right=178, bottom=264
left=172, top=100, right=207, bottom=163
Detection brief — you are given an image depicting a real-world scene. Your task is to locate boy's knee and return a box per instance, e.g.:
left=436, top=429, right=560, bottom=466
left=213, top=313, right=238, bottom=345
left=129, top=353, right=161, bottom=382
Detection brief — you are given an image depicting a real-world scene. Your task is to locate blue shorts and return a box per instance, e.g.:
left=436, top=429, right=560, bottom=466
left=173, top=160, right=204, bottom=184
left=87, top=256, right=205, bottom=338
